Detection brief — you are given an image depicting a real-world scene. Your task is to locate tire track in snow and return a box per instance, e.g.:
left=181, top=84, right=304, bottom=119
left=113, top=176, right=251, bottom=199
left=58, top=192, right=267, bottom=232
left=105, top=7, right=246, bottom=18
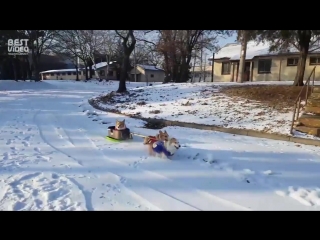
left=34, top=111, right=84, bottom=167
left=38, top=113, right=201, bottom=210
left=55, top=116, right=249, bottom=211
left=34, top=113, right=171, bottom=210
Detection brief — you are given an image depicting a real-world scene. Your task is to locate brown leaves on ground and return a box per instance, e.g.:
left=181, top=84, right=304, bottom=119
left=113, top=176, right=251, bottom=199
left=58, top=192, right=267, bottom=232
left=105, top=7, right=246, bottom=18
left=220, top=85, right=312, bottom=113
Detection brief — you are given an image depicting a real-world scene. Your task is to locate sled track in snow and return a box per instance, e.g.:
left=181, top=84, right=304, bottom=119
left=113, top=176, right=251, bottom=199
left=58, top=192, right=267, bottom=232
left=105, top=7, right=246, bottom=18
left=34, top=111, right=251, bottom=211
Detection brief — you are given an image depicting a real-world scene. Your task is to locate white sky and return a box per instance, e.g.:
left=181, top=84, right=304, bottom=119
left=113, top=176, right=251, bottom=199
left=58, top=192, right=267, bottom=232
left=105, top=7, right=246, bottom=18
left=218, top=33, right=237, bottom=47
left=202, top=33, right=237, bottom=60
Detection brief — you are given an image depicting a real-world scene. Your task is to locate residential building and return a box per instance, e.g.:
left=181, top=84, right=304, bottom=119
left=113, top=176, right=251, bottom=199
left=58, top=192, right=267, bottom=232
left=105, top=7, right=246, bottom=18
left=130, top=65, right=165, bottom=82
left=40, top=61, right=118, bottom=80
left=191, top=65, right=213, bottom=82
left=208, top=41, right=320, bottom=82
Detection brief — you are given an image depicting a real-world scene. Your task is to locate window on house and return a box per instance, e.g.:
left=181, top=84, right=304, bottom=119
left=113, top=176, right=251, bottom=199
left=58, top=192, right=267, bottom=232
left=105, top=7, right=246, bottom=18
left=67, top=72, right=71, bottom=75
left=221, top=62, right=231, bottom=75
left=100, top=70, right=105, bottom=76
left=73, top=72, right=77, bottom=75
left=61, top=72, right=66, bottom=76
left=56, top=73, right=60, bottom=76
left=287, top=58, right=299, bottom=66
left=108, top=71, right=113, bottom=76
left=310, top=57, right=320, bottom=65
left=50, top=73, right=54, bottom=76
left=150, top=74, right=154, bottom=78
left=258, top=59, right=272, bottom=74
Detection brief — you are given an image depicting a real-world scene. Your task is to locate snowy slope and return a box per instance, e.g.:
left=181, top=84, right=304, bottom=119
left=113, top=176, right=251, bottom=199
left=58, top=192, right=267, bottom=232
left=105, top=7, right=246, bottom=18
left=0, top=80, right=320, bottom=210
left=93, top=81, right=320, bottom=138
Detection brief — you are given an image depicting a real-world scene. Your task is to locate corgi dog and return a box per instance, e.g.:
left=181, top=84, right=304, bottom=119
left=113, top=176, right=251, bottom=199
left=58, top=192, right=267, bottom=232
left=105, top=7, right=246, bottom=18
left=143, top=130, right=169, bottom=145
left=148, top=137, right=181, bottom=159
left=115, top=119, right=126, bottom=130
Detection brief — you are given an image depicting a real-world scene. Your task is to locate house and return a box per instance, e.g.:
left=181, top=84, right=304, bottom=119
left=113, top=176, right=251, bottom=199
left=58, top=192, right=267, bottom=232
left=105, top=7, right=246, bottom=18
left=40, top=69, right=89, bottom=80
left=191, top=65, right=213, bottom=82
left=130, top=65, right=165, bottom=82
left=39, top=61, right=119, bottom=80
left=91, top=61, right=118, bottom=80
left=208, top=41, right=320, bottom=82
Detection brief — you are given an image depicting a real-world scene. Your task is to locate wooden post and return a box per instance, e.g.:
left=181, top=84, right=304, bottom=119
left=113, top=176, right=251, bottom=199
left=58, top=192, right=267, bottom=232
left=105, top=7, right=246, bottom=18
left=278, top=59, right=282, bottom=81
left=192, top=52, right=196, bottom=83
left=231, top=63, right=235, bottom=82
left=211, top=52, right=215, bottom=82
left=106, top=55, right=109, bottom=80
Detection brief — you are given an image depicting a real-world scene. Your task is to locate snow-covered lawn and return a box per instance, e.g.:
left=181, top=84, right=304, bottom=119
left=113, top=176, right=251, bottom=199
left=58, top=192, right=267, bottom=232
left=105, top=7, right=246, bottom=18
left=1, top=79, right=320, bottom=210
left=92, top=81, right=319, bottom=138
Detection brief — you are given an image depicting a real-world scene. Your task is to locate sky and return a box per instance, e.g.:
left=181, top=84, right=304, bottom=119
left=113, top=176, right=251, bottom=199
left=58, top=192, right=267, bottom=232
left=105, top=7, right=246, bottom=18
left=202, top=33, right=237, bottom=59
left=218, top=33, right=237, bottom=47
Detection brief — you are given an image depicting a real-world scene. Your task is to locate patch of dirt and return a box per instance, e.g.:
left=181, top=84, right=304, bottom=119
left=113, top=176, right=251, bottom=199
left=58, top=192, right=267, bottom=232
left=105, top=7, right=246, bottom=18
left=220, top=85, right=311, bottom=113
left=143, top=121, right=166, bottom=129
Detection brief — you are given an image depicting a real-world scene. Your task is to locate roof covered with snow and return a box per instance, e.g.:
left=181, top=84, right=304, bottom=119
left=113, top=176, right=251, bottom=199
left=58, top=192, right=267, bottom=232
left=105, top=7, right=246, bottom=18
left=210, top=41, right=320, bottom=61
left=90, top=61, right=117, bottom=70
left=137, top=65, right=164, bottom=71
left=40, top=69, right=78, bottom=74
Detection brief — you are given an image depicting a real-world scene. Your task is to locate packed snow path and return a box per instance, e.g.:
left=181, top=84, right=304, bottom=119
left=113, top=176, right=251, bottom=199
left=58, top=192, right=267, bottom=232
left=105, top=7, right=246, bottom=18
left=1, top=80, right=320, bottom=211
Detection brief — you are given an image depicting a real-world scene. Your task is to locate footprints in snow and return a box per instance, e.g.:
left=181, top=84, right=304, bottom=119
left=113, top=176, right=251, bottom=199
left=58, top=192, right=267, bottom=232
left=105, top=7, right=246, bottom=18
left=79, top=102, right=110, bottom=124
left=0, top=123, right=53, bottom=169
left=0, top=172, right=84, bottom=211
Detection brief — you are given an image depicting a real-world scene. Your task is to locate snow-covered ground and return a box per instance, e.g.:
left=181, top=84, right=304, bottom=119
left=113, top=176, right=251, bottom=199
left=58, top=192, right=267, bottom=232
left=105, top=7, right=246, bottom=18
left=93, top=81, right=320, bottom=138
left=1, top=79, right=320, bottom=210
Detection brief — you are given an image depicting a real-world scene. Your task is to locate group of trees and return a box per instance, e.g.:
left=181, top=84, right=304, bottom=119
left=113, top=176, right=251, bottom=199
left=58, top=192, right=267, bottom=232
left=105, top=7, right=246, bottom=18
left=1, top=30, right=320, bottom=91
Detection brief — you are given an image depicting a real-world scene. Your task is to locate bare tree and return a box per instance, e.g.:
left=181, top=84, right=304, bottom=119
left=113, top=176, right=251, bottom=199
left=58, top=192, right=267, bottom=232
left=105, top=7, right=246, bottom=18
left=114, top=30, right=136, bottom=93
left=21, top=30, right=57, bottom=81
left=53, top=30, right=96, bottom=80
left=140, top=30, right=227, bottom=82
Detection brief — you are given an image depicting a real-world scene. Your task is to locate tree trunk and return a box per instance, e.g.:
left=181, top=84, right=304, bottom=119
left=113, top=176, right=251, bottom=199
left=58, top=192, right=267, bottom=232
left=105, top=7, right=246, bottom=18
left=238, top=30, right=248, bottom=83
left=33, top=61, right=40, bottom=81
left=294, top=49, right=308, bottom=86
left=20, top=57, right=26, bottom=81
left=75, top=64, right=79, bottom=81
left=84, top=63, right=88, bottom=80
left=117, top=54, right=129, bottom=93
left=11, top=57, right=18, bottom=81
left=293, top=35, right=311, bottom=86
left=89, top=64, right=93, bottom=79
left=26, top=57, right=32, bottom=79
left=179, top=62, right=188, bottom=82
left=32, top=54, right=40, bottom=82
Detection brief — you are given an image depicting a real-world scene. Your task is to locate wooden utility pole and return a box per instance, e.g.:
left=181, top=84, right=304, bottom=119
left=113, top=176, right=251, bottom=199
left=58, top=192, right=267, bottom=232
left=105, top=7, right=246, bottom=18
left=211, top=52, right=215, bottom=82
left=192, top=51, right=196, bottom=83
left=106, top=54, right=109, bottom=80
left=237, top=30, right=248, bottom=83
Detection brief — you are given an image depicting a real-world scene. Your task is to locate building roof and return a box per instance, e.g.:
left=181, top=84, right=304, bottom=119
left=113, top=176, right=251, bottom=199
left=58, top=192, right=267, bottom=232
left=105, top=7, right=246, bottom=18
left=40, top=69, right=77, bottom=74
left=89, top=61, right=117, bottom=70
left=137, top=64, right=164, bottom=71
left=209, top=41, right=320, bottom=61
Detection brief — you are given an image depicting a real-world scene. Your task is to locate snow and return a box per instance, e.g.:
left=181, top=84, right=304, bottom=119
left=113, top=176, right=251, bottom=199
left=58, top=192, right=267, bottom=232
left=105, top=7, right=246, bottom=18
left=138, top=65, right=163, bottom=71
left=212, top=41, right=320, bottom=61
left=1, top=79, right=320, bottom=210
left=93, top=81, right=320, bottom=139
left=92, top=62, right=108, bottom=70
left=39, top=61, right=117, bottom=74
left=40, top=69, right=77, bottom=74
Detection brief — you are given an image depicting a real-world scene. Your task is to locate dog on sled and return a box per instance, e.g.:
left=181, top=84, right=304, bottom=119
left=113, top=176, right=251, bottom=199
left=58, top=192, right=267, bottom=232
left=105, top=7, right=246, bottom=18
left=148, top=138, right=181, bottom=159
left=143, top=130, right=169, bottom=145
